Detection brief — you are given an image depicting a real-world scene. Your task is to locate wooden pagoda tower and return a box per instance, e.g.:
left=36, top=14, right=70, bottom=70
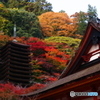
left=0, top=41, right=32, bottom=86
left=21, top=18, right=100, bottom=99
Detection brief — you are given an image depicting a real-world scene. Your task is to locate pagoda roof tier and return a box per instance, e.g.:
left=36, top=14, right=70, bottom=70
left=9, top=72, right=32, bottom=78
left=9, top=68, right=32, bottom=74
left=10, top=64, right=32, bottom=70
left=8, top=76, right=31, bottom=82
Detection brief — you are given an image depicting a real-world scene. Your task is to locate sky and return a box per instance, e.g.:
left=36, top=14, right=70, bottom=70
left=46, top=0, right=100, bottom=17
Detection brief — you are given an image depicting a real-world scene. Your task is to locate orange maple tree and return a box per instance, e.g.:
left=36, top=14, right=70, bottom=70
left=38, top=12, right=77, bottom=37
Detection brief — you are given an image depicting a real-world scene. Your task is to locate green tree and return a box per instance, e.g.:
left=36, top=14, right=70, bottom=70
left=0, top=0, right=8, bottom=3
left=76, top=11, right=87, bottom=35
left=0, top=16, right=12, bottom=34
left=25, top=0, right=52, bottom=15
left=8, top=9, right=43, bottom=38
left=44, top=36, right=81, bottom=56
left=0, top=0, right=8, bottom=5
left=0, top=7, right=13, bottom=35
left=1, top=0, right=52, bottom=15
left=70, top=11, right=88, bottom=35
left=1, top=0, right=27, bottom=8
left=7, top=0, right=19, bottom=8
left=59, top=10, right=65, bottom=13
left=70, top=5, right=98, bottom=36
left=0, top=7, right=43, bottom=38
left=87, top=4, right=98, bottom=21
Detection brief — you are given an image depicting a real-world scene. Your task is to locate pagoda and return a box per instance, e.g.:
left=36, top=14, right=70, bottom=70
left=0, top=41, right=32, bottom=86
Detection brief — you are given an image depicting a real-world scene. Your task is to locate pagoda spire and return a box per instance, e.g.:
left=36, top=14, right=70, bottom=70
left=13, top=23, right=17, bottom=42
left=14, top=23, right=16, bottom=38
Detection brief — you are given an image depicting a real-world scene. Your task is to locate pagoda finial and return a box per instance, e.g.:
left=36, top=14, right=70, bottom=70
left=13, top=23, right=17, bottom=42
left=14, top=23, right=16, bottom=38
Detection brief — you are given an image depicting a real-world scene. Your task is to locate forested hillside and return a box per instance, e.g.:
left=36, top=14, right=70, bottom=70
left=0, top=0, right=98, bottom=99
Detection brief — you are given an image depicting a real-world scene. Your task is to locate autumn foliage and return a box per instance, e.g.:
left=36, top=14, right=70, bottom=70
left=26, top=37, right=70, bottom=84
left=38, top=12, right=77, bottom=37
left=0, top=82, right=45, bottom=100
left=0, top=34, right=80, bottom=100
left=0, top=35, right=9, bottom=47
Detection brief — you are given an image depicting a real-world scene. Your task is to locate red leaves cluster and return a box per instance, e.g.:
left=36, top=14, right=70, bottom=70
left=25, top=83, right=46, bottom=93
left=25, top=37, right=70, bottom=84
left=45, top=77, right=57, bottom=82
left=45, top=47, right=70, bottom=64
left=0, top=82, right=45, bottom=99
left=27, top=41, right=47, bottom=51
left=0, top=83, right=25, bottom=95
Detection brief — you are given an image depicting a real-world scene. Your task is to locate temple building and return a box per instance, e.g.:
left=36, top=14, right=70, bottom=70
left=21, top=18, right=100, bottom=99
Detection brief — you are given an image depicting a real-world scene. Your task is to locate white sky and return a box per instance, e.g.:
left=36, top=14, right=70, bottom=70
left=47, top=0, right=100, bottom=17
